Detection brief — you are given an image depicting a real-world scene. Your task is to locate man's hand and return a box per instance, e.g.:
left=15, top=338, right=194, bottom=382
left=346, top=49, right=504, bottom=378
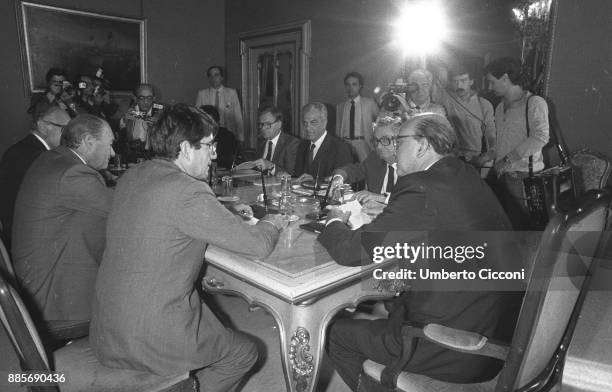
left=296, top=173, right=314, bottom=183
left=330, top=174, right=344, bottom=190
left=362, top=200, right=385, bottom=218
left=326, top=208, right=351, bottom=225
left=230, top=203, right=253, bottom=219
left=252, top=158, right=274, bottom=172
left=471, top=153, right=493, bottom=168
left=354, top=190, right=386, bottom=205
left=261, top=214, right=289, bottom=231
left=494, top=157, right=512, bottom=177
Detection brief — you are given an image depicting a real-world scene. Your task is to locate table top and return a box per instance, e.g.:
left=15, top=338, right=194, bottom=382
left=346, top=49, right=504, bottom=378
left=205, top=173, right=386, bottom=304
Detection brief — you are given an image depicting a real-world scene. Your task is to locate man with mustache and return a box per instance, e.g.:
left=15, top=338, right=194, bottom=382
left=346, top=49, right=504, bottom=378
left=439, top=65, right=496, bottom=164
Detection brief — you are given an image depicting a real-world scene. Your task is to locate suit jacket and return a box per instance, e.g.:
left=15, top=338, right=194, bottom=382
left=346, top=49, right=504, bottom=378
left=255, top=132, right=300, bottom=175
left=90, top=159, right=279, bottom=374
left=319, top=157, right=514, bottom=382
left=12, top=146, right=112, bottom=321
left=335, top=152, right=388, bottom=192
left=336, top=96, right=379, bottom=149
left=195, top=86, right=244, bottom=141
left=293, top=133, right=354, bottom=178
left=0, top=134, right=47, bottom=243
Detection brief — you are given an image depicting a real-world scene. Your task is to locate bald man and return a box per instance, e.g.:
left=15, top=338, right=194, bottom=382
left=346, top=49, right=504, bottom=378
left=0, top=107, right=70, bottom=245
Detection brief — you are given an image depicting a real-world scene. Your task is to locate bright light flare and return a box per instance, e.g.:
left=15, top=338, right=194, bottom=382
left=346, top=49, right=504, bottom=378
left=392, top=1, right=449, bottom=58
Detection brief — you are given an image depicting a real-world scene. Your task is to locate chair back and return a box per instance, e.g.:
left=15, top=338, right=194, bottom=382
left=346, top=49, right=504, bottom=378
left=0, top=237, right=16, bottom=280
left=571, top=148, right=611, bottom=195
left=496, top=190, right=612, bottom=391
left=0, top=272, right=51, bottom=372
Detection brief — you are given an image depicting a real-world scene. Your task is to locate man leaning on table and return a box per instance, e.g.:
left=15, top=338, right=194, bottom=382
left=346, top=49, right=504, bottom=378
left=331, top=116, right=401, bottom=212
left=318, top=114, right=514, bottom=390
left=251, top=105, right=300, bottom=175
left=91, top=104, right=287, bottom=391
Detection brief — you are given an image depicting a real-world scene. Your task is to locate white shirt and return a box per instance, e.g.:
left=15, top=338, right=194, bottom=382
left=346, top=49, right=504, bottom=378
left=311, top=131, right=327, bottom=159
left=342, top=95, right=362, bottom=137
left=262, top=131, right=281, bottom=160
left=69, top=149, right=87, bottom=165
left=31, top=132, right=50, bottom=150
left=380, top=162, right=398, bottom=195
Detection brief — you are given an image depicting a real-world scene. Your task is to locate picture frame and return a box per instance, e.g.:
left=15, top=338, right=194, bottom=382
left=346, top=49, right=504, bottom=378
left=17, top=1, right=147, bottom=94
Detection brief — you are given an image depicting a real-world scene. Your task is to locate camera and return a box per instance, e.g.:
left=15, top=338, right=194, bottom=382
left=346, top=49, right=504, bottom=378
left=62, top=81, right=75, bottom=96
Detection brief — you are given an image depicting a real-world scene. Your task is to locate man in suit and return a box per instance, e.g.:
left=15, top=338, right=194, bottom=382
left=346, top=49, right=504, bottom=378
left=318, top=114, right=513, bottom=390
left=252, top=106, right=300, bottom=175
left=331, top=117, right=401, bottom=208
left=0, top=107, right=70, bottom=246
left=91, top=104, right=286, bottom=391
left=294, top=102, right=353, bottom=181
left=195, top=65, right=244, bottom=142
left=12, top=114, right=114, bottom=322
left=336, top=72, right=380, bottom=162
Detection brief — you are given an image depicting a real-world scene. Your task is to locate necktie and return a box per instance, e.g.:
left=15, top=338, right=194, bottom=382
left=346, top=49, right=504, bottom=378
left=308, top=143, right=316, bottom=169
left=265, top=140, right=273, bottom=161
left=386, top=165, right=395, bottom=193
left=214, top=89, right=220, bottom=110
left=349, top=99, right=355, bottom=139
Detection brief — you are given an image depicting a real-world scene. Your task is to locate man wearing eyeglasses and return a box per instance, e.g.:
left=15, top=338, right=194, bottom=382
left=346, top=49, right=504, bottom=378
left=0, top=106, right=70, bottom=246
left=252, top=106, right=299, bottom=175
left=331, top=118, right=401, bottom=210
left=27, top=67, right=72, bottom=121
left=319, top=114, right=513, bottom=390
left=119, top=83, right=161, bottom=162
left=91, top=104, right=285, bottom=391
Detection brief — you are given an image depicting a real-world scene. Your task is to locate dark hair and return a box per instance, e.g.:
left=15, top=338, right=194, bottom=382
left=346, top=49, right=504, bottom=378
left=343, top=71, right=364, bottom=86
left=407, top=113, right=456, bottom=155
left=450, top=64, right=473, bottom=79
left=61, top=114, right=109, bottom=148
left=258, top=106, right=283, bottom=122
left=484, top=57, right=524, bottom=86
left=200, top=105, right=220, bottom=123
left=207, top=65, right=224, bottom=78
left=45, top=67, right=68, bottom=83
left=149, top=104, right=217, bottom=160
left=133, top=83, right=156, bottom=97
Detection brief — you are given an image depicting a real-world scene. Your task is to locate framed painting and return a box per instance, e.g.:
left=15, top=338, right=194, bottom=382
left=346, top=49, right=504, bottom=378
left=18, top=1, right=147, bottom=94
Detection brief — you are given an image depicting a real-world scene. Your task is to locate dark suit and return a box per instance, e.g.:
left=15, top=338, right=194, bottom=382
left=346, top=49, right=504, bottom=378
left=12, top=146, right=112, bottom=321
left=0, top=134, right=47, bottom=244
left=335, top=152, right=389, bottom=192
left=255, top=131, right=300, bottom=175
left=318, top=157, right=514, bottom=389
left=293, top=132, right=354, bottom=178
left=91, top=159, right=278, bottom=388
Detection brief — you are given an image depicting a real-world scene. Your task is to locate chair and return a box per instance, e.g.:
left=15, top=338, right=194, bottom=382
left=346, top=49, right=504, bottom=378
left=0, top=272, right=195, bottom=392
left=570, top=148, right=611, bottom=195
left=0, top=237, right=90, bottom=342
left=361, top=189, right=612, bottom=392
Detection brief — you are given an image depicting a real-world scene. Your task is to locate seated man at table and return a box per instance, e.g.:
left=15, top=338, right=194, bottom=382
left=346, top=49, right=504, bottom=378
left=252, top=106, right=300, bottom=175
left=200, top=104, right=238, bottom=169
left=331, top=116, right=401, bottom=210
left=12, top=114, right=114, bottom=322
left=318, top=114, right=513, bottom=390
left=293, top=102, right=353, bottom=182
left=90, top=104, right=286, bottom=391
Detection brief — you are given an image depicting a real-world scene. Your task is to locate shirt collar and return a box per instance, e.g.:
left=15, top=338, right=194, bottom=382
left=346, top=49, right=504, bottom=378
left=348, top=95, right=361, bottom=103
left=423, top=157, right=442, bottom=171
left=312, top=131, right=328, bottom=150
left=269, top=131, right=281, bottom=145
left=68, top=148, right=87, bottom=165
left=213, top=85, right=224, bottom=92
left=31, top=132, right=50, bottom=150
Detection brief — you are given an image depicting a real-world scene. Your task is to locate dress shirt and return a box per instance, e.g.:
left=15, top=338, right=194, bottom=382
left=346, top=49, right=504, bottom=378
left=32, top=133, right=51, bottom=150
left=380, top=163, right=398, bottom=195
left=342, top=96, right=362, bottom=138
left=311, top=131, right=328, bottom=159
left=262, top=132, right=281, bottom=160
left=68, top=149, right=87, bottom=165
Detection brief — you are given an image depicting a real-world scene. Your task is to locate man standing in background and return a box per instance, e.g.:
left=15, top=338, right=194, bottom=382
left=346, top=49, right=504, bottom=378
left=196, top=66, right=244, bottom=143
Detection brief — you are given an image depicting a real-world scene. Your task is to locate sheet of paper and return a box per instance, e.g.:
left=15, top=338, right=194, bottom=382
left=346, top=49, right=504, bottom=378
left=234, top=161, right=256, bottom=171
left=338, top=200, right=372, bottom=230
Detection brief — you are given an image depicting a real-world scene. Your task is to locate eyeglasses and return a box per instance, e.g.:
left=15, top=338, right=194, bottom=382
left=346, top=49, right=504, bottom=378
left=137, top=96, right=154, bottom=101
left=196, top=141, right=217, bottom=153
left=257, top=120, right=277, bottom=129
left=374, top=136, right=395, bottom=147
left=393, top=134, right=422, bottom=147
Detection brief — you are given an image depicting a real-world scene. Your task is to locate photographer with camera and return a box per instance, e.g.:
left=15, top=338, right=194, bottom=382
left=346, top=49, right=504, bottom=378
left=28, top=67, right=78, bottom=120
left=118, top=83, right=162, bottom=163
left=75, top=70, right=119, bottom=126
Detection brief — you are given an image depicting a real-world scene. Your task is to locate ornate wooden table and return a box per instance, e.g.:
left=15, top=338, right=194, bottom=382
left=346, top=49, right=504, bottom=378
left=202, top=177, right=396, bottom=392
